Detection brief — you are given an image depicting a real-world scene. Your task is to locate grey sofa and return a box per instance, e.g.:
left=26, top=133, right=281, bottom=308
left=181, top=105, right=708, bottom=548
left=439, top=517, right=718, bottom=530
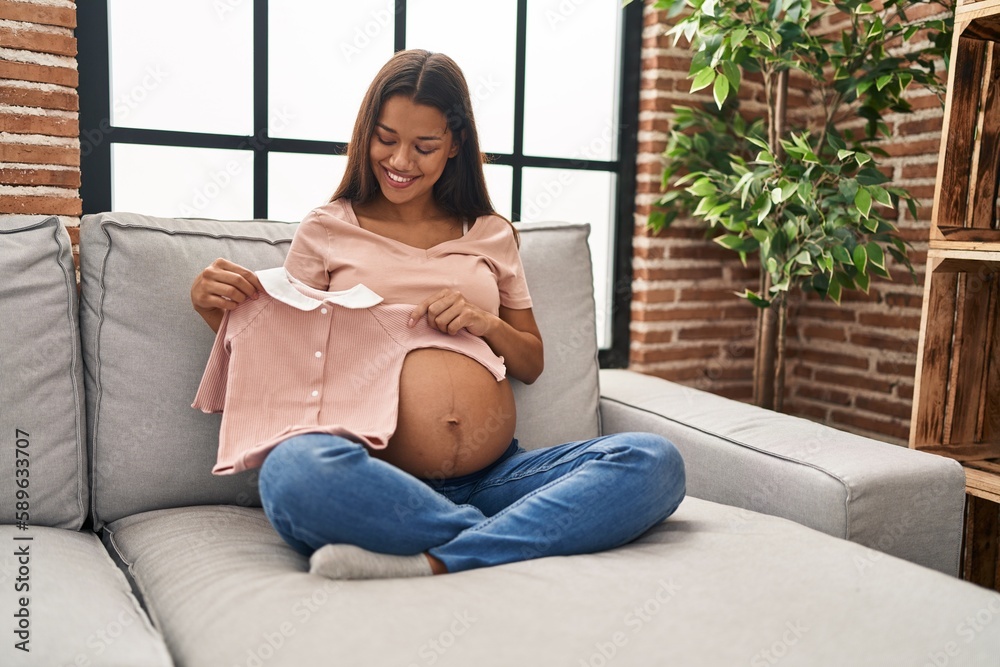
left=2, top=211, right=999, bottom=667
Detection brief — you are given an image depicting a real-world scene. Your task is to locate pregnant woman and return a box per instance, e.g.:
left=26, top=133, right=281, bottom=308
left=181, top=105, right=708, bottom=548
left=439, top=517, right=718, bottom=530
left=189, top=49, right=686, bottom=579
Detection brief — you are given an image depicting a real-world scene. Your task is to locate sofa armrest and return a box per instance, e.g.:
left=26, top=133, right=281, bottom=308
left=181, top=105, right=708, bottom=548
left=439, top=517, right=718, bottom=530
left=598, top=369, right=966, bottom=576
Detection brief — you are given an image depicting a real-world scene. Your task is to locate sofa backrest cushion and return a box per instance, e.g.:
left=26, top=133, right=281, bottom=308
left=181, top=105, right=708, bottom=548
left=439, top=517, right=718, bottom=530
left=80, top=212, right=600, bottom=525
left=1, top=215, right=88, bottom=529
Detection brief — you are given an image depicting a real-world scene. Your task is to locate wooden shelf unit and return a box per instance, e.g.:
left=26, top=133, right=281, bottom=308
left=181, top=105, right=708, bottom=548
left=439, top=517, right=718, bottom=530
left=910, top=0, right=1000, bottom=590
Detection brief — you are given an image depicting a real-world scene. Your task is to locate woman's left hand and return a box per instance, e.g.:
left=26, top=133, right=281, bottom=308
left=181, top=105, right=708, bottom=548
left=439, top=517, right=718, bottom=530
left=409, top=289, right=496, bottom=337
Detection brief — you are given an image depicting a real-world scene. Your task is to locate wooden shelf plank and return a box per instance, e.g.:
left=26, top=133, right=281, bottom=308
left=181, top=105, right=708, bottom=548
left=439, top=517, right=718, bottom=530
left=919, top=441, right=1000, bottom=461
left=966, top=467, right=1000, bottom=502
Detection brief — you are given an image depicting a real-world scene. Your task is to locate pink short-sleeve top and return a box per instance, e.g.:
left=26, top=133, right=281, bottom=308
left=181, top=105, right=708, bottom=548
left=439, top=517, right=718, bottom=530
left=282, top=198, right=533, bottom=315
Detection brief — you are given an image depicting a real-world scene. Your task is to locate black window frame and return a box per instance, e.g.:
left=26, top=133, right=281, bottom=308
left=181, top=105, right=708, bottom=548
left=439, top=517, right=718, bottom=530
left=77, top=0, right=641, bottom=367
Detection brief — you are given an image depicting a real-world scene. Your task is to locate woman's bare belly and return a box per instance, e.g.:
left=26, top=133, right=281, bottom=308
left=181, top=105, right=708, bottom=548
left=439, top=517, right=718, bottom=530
left=368, top=348, right=517, bottom=479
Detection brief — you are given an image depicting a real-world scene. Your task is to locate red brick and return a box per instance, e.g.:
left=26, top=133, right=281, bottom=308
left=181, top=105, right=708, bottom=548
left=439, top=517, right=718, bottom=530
left=796, top=384, right=853, bottom=406
left=897, top=383, right=914, bottom=400
left=876, top=360, right=917, bottom=377
left=897, top=116, right=943, bottom=136
left=0, top=143, right=78, bottom=166
left=0, top=85, right=78, bottom=112
left=885, top=292, right=923, bottom=309
left=857, top=312, right=922, bottom=330
left=0, top=60, right=77, bottom=87
left=0, top=0, right=76, bottom=28
left=830, top=410, right=910, bottom=442
left=802, top=325, right=848, bottom=342
left=849, top=331, right=915, bottom=350
left=0, top=195, right=81, bottom=215
left=798, top=348, right=869, bottom=370
left=0, top=167, right=79, bottom=187
left=633, top=329, right=674, bottom=344
left=855, top=395, right=914, bottom=420
left=676, top=287, right=740, bottom=302
left=633, top=266, right=722, bottom=281
left=631, top=345, right=719, bottom=364
left=65, top=225, right=79, bottom=244
left=676, top=324, right=748, bottom=340
left=785, top=401, right=829, bottom=422
left=0, top=27, right=76, bottom=57
left=633, top=288, right=677, bottom=303
left=813, top=369, right=893, bottom=393
left=0, top=113, right=78, bottom=137
left=879, top=137, right=943, bottom=158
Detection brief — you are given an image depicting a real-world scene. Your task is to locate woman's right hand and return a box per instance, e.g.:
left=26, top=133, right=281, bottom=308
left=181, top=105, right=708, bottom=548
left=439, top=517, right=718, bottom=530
left=190, top=258, right=264, bottom=333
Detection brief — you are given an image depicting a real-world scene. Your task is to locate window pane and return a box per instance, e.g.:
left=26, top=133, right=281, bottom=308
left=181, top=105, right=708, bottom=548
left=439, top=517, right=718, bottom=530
left=270, top=1, right=393, bottom=142
left=407, top=0, right=516, bottom=154
left=268, top=153, right=348, bottom=222
left=520, top=168, right=616, bottom=348
left=483, top=163, right=513, bottom=221
left=112, top=144, right=254, bottom=220
left=108, top=0, right=253, bottom=135
left=523, top=1, right=621, bottom=161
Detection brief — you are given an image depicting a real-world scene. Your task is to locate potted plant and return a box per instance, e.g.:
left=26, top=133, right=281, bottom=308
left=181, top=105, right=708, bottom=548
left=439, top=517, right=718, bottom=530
left=635, top=0, right=952, bottom=411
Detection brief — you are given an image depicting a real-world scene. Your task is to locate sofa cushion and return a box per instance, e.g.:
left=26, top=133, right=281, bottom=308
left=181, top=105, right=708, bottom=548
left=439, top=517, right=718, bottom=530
left=0, top=525, right=172, bottom=666
left=0, top=215, right=87, bottom=529
left=598, top=368, right=966, bottom=576
left=79, top=212, right=600, bottom=525
left=105, top=498, right=1000, bottom=667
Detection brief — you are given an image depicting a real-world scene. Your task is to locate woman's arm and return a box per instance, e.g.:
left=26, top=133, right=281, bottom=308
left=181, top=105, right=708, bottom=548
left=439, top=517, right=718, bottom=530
left=190, top=258, right=264, bottom=333
left=408, top=290, right=544, bottom=384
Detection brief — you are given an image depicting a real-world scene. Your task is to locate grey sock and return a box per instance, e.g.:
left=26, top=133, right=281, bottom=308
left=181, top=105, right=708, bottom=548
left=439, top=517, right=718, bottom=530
left=309, top=543, right=434, bottom=580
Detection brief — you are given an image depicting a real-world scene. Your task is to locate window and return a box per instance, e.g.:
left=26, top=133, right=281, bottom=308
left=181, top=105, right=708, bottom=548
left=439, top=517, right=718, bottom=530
left=78, top=0, right=642, bottom=365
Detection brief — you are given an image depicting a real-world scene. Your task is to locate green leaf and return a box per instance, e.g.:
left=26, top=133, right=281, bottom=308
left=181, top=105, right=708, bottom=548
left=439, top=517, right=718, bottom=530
left=688, top=177, right=717, bottom=197
left=742, top=290, right=771, bottom=308
left=856, top=2, right=875, bottom=14
left=855, top=270, right=871, bottom=293
left=713, top=74, right=730, bottom=109
left=716, top=234, right=747, bottom=250
left=866, top=241, right=886, bottom=271
left=721, top=61, right=741, bottom=91
left=690, top=67, right=716, bottom=93
left=826, top=277, right=842, bottom=304
left=870, top=186, right=892, bottom=207
left=730, top=26, right=749, bottom=47
left=794, top=250, right=812, bottom=265
left=832, top=245, right=852, bottom=265
left=771, top=187, right=784, bottom=204
left=876, top=74, right=892, bottom=91
left=855, top=188, right=873, bottom=218
left=853, top=244, right=868, bottom=275
left=752, top=29, right=773, bottom=49
left=837, top=149, right=855, bottom=161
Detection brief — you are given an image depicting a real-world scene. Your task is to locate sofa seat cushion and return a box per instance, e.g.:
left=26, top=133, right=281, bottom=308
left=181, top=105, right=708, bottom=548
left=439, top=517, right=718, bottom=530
left=106, top=499, right=1000, bottom=667
left=1, top=215, right=88, bottom=529
left=0, top=525, right=172, bottom=666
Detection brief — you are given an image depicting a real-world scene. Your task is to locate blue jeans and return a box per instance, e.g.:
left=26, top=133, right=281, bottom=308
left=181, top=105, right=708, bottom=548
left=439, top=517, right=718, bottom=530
left=258, top=432, right=686, bottom=573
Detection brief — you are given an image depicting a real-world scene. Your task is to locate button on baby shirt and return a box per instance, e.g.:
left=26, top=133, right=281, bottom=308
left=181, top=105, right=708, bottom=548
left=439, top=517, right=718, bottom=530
left=192, top=267, right=507, bottom=475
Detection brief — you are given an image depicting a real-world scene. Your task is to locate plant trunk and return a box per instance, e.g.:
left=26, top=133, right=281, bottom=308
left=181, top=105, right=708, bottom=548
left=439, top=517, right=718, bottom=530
left=774, top=295, right=787, bottom=414
left=752, top=68, right=789, bottom=411
left=753, top=274, right=778, bottom=410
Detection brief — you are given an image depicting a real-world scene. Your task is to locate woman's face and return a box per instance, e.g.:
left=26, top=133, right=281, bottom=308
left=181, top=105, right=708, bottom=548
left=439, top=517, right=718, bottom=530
left=369, top=95, right=459, bottom=210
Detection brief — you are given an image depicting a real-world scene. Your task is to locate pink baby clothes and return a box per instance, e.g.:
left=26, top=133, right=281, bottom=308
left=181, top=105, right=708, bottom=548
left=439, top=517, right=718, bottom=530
left=192, top=268, right=506, bottom=475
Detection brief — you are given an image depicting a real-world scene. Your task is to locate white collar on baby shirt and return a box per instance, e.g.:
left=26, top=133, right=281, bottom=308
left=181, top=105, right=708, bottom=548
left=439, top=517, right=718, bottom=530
left=255, top=267, right=383, bottom=311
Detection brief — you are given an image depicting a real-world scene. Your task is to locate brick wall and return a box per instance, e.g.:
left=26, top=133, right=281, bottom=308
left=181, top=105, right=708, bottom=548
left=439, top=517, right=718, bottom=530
left=632, top=0, right=946, bottom=445
left=0, top=0, right=80, bottom=259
